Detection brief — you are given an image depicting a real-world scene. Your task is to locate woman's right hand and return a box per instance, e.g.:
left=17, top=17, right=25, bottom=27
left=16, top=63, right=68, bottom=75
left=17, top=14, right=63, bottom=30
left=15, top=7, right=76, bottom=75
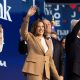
left=27, top=6, right=37, bottom=17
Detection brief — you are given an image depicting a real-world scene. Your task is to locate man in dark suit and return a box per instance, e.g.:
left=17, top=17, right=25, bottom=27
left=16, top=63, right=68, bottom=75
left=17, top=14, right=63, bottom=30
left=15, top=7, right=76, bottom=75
left=43, top=19, right=65, bottom=80
left=65, top=20, right=80, bottom=80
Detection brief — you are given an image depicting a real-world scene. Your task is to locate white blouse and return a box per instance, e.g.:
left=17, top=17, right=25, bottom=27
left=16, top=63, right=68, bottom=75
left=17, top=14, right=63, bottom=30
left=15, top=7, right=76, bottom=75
left=41, top=37, right=48, bottom=53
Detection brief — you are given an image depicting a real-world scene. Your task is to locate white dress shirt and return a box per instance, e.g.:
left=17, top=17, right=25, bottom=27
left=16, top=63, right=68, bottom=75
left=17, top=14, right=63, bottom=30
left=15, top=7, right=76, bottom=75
left=41, top=37, right=48, bottom=53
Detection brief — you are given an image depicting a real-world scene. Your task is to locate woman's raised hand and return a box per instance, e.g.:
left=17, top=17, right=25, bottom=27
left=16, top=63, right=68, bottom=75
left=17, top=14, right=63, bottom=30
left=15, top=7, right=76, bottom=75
left=27, top=6, right=37, bottom=17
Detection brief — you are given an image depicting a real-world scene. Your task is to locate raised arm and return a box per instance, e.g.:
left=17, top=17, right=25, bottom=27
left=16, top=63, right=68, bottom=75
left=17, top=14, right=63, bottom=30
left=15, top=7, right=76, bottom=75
left=21, top=6, right=37, bottom=40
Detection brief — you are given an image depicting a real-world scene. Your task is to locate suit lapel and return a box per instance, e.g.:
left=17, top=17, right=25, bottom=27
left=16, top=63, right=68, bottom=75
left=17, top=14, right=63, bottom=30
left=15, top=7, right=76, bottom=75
left=35, top=37, right=45, bottom=54
left=45, top=39, right=51, bottom=54
left=31, top=35, right=45, bottom=54
left=52, top=38, right=55, bottom=53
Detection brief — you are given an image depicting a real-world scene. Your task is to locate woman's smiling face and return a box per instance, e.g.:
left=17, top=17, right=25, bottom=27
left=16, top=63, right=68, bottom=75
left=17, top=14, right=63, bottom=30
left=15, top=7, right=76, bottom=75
left=35, top=22, right=44, bottom=36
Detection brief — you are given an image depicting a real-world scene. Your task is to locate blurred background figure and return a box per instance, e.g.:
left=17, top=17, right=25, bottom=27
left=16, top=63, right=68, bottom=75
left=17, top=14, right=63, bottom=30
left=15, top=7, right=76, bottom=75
left=0, top=25, right=4, bottom=53
left=51, top=31, right=58, bottom=40
left=60, top=37, right=66, bottom=80
left=65, top=19, right=80, bottom=80
left=61, top=37, right=66, bottom=49
left=18, top=28, right=28, bottom=55
left=71, top=19, right=80, bottom=31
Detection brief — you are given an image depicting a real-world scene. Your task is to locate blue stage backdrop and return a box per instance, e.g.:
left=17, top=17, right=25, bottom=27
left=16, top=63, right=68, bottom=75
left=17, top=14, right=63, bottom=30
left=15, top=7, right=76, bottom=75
left=0, top=0, right=80, bottom=80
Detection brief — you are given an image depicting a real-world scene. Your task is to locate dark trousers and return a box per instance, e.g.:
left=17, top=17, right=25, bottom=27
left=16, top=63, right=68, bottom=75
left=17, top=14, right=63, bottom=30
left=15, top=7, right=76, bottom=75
left=71, top=73, right=80, bottom=80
